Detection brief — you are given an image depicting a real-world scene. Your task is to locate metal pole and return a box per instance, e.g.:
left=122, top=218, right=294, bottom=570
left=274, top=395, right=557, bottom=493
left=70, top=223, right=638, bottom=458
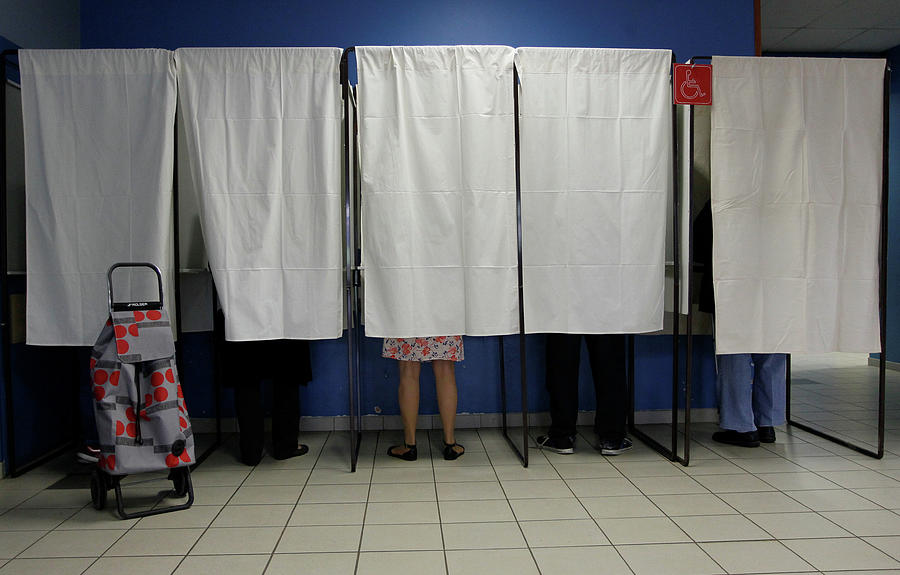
left=670, top=52, right=681, bottom=462
left=513, top=64, right=529, bottom=467
left=1, top=50, right=16, bottom=476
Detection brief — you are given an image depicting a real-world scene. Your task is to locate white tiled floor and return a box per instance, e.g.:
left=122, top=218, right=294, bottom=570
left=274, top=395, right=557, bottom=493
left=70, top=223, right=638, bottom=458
left=2, top=418, right=900, bottom=575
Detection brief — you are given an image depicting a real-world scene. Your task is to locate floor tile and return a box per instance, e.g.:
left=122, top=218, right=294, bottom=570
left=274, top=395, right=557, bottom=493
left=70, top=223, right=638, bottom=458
left=371, top=468, right=434, bottom=484
left=853, top=487, right=900, bottom=509
left=674, top=514, right=772, bottom=542
left=820, top=510, right=900, bottom=537
left=614, top=461, right=688, bottom=477
left=264, top=552, right=357, bottom=574
left=365, top=501, right=440, bottom=524
left=434, top=466, right=499, bottom=483
left=519, top=519, right=609, bottom=547
left=532, top=546, right=632, bottom=575
left=757, top=473, right=842, bottom=491
left=288, top=502, right=366, bottom=526
left=566, top=478, right=640, bottom=497
left=298, top=484, right=368, bottom=504
left=188, top=469, right=251, bottom=487
left=552, top=463, right=622, bottom=479
left=650, top=493, right=735, bottom=516
left=211, top=504, right=292, bottom=527
left=680, top=459, right=746, bottom=476
left=783, top=537, right=900, bottom=571
left=14, top=490, right=90, bottom=509
left=104, top=528, right=203, bottom=556
left=366, top=482, right=436, bottom=502
left=168, top=485, right=237, bottom=506
left=618, top=542, right=725, bottom=575
left=275, top=525, right=362, bottom=553
left=228, top=485, right=302, bottom=505
left=82, top=555, right=182, bottom=575
left=442, top=521, right=526, bottom=550
left=700, top=540, right=815, bottom=574
left=174, top=554, right=269, bottom=575
left=435, top=481, right=504, bottom=501
left=747, top=512, right=853, bottom=539
left=630, top=475, right=709, bottom=495
left=241, top=469, right=311, bottom=486
left=0, top=532, right=49, bottom=560
left=190, top=526, right=282, bottom=555
left=492, top=465, right=560, bottom=481
left=439, top=499, right=515, bottom=523
left=816, top=471, right=898, bottom=489
left=580, top=495, right=664, bottom=518
left=445, top=549, right=538, bottom=575
left=19, top=529, right=124, bottom=558
left=509, top=497, right=590, bottom=521
left=501, top=479, right=573, bottom=499
left=306, top=467, right=372, bottom=485
left=356, top=550, right=447, bottom=575
left=863, top=536, right=900, bottom=561
left=694, top=474, right=777, bottom=493
left=0, top=557, right=94, bottom=574
left=790, top=457, right=869, bottom=473
left=0, top=508, right=78, bottom=531
left=717, top=491, right=810, bottom=514
left=733, top=459, right=808, bottom=474
left=783, top=489, right=881, bottom=512
left=361, top=523, right=443, bottom=551
left=133, top=505, right=222, bottom=529
left=595, top=516, right=691, bottom=544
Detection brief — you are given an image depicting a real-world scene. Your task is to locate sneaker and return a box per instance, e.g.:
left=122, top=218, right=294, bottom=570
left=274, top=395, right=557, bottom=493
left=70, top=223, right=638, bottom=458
left=76, top=445, right=100, bottom=464
left=712, top=429, right=760, bottom=448
left=757, top=426, right=776, bottom=443
left=599, top=437, right=633, bottom=456
left=536, top=434, right=575, bottom=454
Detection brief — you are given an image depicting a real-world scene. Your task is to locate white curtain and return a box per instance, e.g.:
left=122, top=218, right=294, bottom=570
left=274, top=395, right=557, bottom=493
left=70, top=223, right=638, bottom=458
left=517, top=48, right=672, bottom=334
left=710, top=56, right=884, bottom=354
left=21, top=49, right=176, bottom=346
left=357, top=46, right=518, bottom=338
left=176, top=48, right=343, bottom=341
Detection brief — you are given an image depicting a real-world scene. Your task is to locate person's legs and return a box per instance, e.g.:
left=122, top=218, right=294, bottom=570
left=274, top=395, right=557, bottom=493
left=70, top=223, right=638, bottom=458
left=544, top=333, right=582, bottom=439
left=236, top=380, right=265, bottom=466
left=271, top=380, right=306, bottom=460
left=433, top=359, right=464, bottom=458
left=751, top=353, right=787, bottom=428
left=395, top=360, right=421, bottom=451
left=587, top=334, right=627, bottom=442
left=716, top=354, right=756, bottom=432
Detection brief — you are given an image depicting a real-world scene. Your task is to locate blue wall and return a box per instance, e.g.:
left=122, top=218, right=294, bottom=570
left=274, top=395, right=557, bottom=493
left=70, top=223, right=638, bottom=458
left=887, top=46, right=900, bottom=364
left=2, top=1, right=755, bottom=465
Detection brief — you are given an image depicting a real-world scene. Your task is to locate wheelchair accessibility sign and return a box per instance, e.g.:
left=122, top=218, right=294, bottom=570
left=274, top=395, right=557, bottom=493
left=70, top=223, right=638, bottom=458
left=674, top=64, right=711, bottom=105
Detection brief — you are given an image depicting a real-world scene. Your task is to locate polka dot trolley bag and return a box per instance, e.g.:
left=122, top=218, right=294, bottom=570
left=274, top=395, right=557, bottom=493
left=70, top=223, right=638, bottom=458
left=89, top=263, right=195, bottom=477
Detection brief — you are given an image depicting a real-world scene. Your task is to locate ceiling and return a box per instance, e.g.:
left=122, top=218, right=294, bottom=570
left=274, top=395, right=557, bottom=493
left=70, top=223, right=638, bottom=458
left=762, top=0, right=900, bottom=53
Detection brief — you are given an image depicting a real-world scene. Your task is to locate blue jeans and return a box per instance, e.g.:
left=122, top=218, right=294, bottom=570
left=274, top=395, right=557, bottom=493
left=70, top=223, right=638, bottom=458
left=716, top=353, right=787, bottom=433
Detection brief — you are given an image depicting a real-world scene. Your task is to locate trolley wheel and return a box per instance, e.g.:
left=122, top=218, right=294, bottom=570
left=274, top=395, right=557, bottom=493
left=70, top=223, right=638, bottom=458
left=171, top=467, right=189, bottom=498
left=90, top=469, right=107, bottom=510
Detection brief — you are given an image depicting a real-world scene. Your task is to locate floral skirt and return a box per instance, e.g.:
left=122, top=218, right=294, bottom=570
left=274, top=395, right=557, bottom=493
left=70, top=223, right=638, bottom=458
left=382, top=336, right=464, bottom=362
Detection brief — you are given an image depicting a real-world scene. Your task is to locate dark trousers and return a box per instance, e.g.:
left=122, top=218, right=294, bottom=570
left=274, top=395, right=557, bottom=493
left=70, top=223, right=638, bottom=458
left=545, top=333, right=627, bottom=441
left=236, top=380, right=300, bottom=466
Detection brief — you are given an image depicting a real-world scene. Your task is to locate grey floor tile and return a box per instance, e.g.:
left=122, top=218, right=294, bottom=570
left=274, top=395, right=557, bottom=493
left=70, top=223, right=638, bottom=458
left=361, top=523, right=443, bottom=551
left=618, top=542, right=725, bottom=575
left=104, top=528, right=203, bottom=557
left=190, top=527, right=282, bottom=555
left=580, top=495, right=664, bottom=518
left=442, top=521, right=526, bottom=550
left=700, top=540, right=815, bottom=574
left=783, top=538, right=900, bottom=571
left=439, top=499, right=515, bottom=523
left=445, top=549, right=539, bottom=575
left=509, top=498, right=590, bottom=521
left=747, top=512, right=854, bottom=539
left=19, top=529, right=124, bottom=558
left=82, top=555, right=182, bottom=575
left=174, top=554, right=269, bottom=575
left=356, top=551, right=447, bottom=575
left=288, top=502, right=366, bottom=526
left=673, top=514, right=773, bottom=542
left=532, top=546, right=632, bottom=575
left=275, top=525, right=362, bottom=553
left=264, top=552, right=357, bottom=574
left=519, top=519, right=609, bottom=547
left=0, top=557, right=94, bottom=574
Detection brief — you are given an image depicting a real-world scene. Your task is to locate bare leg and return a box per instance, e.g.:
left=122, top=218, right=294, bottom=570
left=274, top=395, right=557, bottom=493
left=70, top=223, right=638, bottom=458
left=433, top=360, right=461, bottom=454
left=397, top=360, right=421, bottom=449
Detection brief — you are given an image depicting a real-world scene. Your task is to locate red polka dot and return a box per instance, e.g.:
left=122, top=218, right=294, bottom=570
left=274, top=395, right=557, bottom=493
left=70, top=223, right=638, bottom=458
left=106, top=455, right=115, bottom=470
left=128, top=323, right=139, bottom=337
left=110, top=371, right=120, bottom=386
left=179, top=417, right=187, bottom=429
left=176, top=384, right=183, bottom=399
left=126, top=423, right=136, bottom=438
left=165, top=454, right=179, bottom=468
left=179, top=451, right=191, bottom=463
left=93, top=386, right=105, bottom=401
left=114, top=325, right=127, bottom=338
left=144, top=393, right=152, bottom=406
left=90, top=358, right=97, bottom=369
left=151, top=372, right=164, bottom=387
left=93, top=370, right=108, bottom=385
left=116, top=340, right=129, bottom=354
left=154, top=387, right=168, bottom=402
left=116, top=421, right=125, bottom=435
left=147, top=310, right=162, bottom=321
left=178, top=404, right=185, bottom=413
left=133, top=310, right=145, bottom=322
left=166, top=369, right=175, bottom=383
left=125, top=407, right=136, bottom=422
left=140, top=409, right=150, bottom=421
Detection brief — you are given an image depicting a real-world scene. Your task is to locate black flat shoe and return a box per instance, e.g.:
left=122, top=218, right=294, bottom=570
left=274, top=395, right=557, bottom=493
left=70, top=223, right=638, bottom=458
left=442, top=442, right=465, bottom=461
left=388, top=443, right=417, bottom=461
left=273, top=444, right=309, bottom=460
left=712, top=430, right=760, bottom=448
left=757, top=426, right=776, bottom=443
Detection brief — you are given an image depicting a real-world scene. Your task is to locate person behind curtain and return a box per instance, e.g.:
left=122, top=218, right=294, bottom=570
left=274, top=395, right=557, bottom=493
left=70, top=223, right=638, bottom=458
left=537, top=334, right=632, bottom=456
left=694, top=200, right=787, bottom=448
left=216, top=311, right=312, bottom=465
left=382, top=336, right=465, bottom=461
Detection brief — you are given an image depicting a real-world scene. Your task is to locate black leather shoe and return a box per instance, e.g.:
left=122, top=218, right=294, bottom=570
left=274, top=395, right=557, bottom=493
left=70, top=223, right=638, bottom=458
left=273, top=444, right=309, bottom=460
left=712, top=429, right=760, bottom=448
left=757, top=426, right=776, bottom=443
left=387, top=443, right=417, bottom=461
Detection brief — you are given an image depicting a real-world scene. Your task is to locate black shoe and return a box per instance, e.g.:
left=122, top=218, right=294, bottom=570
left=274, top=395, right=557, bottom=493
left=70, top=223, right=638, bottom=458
left=599, top=437, right=633, bottom=456
left=443, top=442, right=465, bottom=461
left=757, top=426, right=776, bottom=443
left=273, top=444, right=309, bottom=460
left=712, top=430, right=760, bottom=448
left=536, top=434, right=575, bottom=454
left=387, top=443, right=417, bottom=461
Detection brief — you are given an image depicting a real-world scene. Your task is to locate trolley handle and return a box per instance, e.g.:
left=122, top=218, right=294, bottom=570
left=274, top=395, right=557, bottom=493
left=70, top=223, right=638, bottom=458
left=107, top=263, right=164, bottom=313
